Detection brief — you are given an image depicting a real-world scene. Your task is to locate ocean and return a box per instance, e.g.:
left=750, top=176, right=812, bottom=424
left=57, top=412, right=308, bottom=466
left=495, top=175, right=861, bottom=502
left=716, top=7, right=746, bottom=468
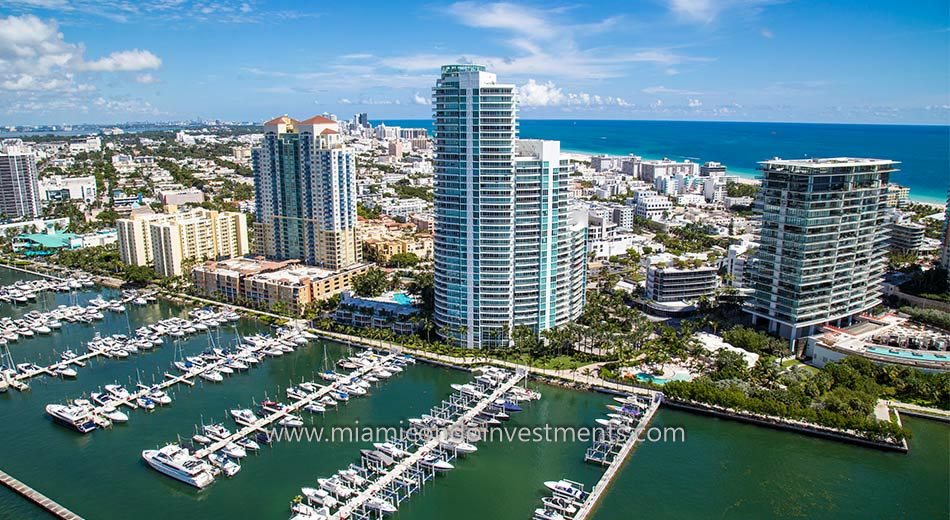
left=380, top=119, right=950, bottom=205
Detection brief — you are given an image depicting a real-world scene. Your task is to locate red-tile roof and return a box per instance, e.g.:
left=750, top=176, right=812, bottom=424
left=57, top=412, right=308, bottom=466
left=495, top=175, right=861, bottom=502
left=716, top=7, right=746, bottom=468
left=320, top=128, right=339, bottom=135
left=264, top=115, right=296, bottom=126
left=299, top=115, right=336, bottom=125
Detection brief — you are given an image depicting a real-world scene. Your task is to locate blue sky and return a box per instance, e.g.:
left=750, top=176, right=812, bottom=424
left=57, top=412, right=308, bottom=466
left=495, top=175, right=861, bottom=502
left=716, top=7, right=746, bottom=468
left=1, top=0, right=948, bottom=125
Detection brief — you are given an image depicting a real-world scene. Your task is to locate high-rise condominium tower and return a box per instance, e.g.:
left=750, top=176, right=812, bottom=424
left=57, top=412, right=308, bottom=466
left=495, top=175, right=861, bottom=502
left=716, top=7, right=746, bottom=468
left=747, top=157, right=896, bottom=344
left=253, top=115, right=360, bottom=270
left=0, top=139, right=40, bottom=219
left=432, top=65, right=587, bottom=348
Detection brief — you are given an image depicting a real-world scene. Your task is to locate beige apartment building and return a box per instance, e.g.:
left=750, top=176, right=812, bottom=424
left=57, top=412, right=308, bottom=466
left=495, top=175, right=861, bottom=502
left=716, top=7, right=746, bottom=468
left=117, top=207, right=249, bottom=277
left=191, top=256, right=370, bottom=314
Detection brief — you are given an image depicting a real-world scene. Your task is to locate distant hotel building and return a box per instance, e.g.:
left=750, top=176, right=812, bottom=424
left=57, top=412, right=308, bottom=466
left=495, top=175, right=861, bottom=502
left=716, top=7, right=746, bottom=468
left=253, top=115, right=360, bottom=270
left=0, top=139, right=40, bottom=219
left=117, top=207, right=248, bottom=277
left=432, top=65, right=587, bottom=348
left=747, top=157, right=896, bottom=344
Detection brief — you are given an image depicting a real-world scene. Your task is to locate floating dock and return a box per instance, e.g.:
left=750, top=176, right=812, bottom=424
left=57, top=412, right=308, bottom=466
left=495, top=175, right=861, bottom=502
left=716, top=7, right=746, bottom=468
left=328, top=369, right=529, bottom=519
left=571, top=393, right=662, bottom=520
left=0, top=467, right=83, bottom=520
left=193, top=352, right=404, bottom=459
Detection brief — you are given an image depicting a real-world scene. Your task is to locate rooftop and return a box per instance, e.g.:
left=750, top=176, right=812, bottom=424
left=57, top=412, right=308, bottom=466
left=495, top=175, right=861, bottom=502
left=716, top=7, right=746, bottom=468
left=759, top=157, right=900, bottom=168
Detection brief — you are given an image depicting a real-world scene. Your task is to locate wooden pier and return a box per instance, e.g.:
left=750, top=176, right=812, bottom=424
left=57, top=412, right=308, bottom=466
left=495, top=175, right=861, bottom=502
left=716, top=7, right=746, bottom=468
left=571, top=393, right=662, bottom=520
left=0, top=468, right=83, bottom=520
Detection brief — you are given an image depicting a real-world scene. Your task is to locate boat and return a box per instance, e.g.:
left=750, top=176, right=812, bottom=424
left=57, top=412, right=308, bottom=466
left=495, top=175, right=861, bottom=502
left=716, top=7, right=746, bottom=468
left=142, top=444, right=216, bottom=488
left=193, top=434, right=212, bottom=445
left=533, top=508, right=565, bottom=520
left=419, top=454, right=454, bottom=472
left=279, top=415, right=304, bottom=428
left=53, top=363, right=78, bottom=378
left=337, top=468, right=367, bottom=488
left=45, top=404, right=97, bottom=433
left=544, top=480, right=588, bottom=501
left=230, top=408, right=259, bottom=425
left=301, top=487, right=338, bottom=508
left=291, top=503, right=330, bottom=519
left=365, top=497, right=397, bottom=515
left=360, top=449, right=394, bottom=467
left=199, top=370, right=223, bottom=382
left=542, top=496, right=578, bottom=514
left=439, top=439, right=477, bottom=454
left=303, top=403, right=326, bottom=414
left=317, top=477, right=353, bottom=498
left=104, top=384, right=131, bottom=400
left=234, top=437, right=260, bottom=452
left=101, top=406, right=129, bottom=423
left=208, top=452, right=241, bottom=477
left=219, top=443, right=247, bottom=459
left=372, top=442, right=408, bottom=458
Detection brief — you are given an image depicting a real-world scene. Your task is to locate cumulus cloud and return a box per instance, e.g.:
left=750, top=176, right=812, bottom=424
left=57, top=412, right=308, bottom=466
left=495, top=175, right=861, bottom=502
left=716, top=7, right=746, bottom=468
left=517, top=79, right=630, bottom=108
left=81, top=49, right=161, bottom=71
left=760, top=28, right=774, bottom=39
left=412, top=92, right=430, bottom=105
left=0, top=15, right=162, bottom=95
left=688, top=98, right=702, bottom=107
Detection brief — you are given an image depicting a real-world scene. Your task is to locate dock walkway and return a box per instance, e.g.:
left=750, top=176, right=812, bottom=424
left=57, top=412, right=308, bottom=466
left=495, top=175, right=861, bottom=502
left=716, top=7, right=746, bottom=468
left=194, top=353, right=402, bottom=459
left=572, top=394, right=662, bottom=520
left=0, top=468, right=83, bottom=520
left=331, top=369, right=527, bottom=519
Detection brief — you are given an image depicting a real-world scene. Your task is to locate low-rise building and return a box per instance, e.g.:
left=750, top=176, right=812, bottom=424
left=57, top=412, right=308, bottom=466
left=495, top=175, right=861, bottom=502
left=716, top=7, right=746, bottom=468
left=643, top=252, right=718, bottom=314
left=634, top=195, right=673, bottom=221
left=191, top=257, right=371, bottom=314
left=890, top=221, right=926, bottom=252
left=334, top=291, right=422, bottom=334
left=158, top=187, right=205, bottom=206
left=38, top=175, right=97, bottom=203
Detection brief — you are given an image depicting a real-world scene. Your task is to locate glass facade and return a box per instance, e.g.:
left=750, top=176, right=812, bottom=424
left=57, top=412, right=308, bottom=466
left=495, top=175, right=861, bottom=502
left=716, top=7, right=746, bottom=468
left=747, top=158, right=896, bottom=343
left=433, top=66, right=587, bottom=348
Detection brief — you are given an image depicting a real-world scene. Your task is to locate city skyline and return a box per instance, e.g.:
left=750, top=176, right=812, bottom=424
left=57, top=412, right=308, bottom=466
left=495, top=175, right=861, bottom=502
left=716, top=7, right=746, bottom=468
left=1, top=1, right=948, bottom=126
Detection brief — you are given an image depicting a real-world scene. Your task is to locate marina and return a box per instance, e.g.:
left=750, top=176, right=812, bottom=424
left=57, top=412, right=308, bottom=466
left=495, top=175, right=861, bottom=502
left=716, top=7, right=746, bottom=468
left=291, top=367, right=536, bottom=520
left=1, top=302, right=231, bottom=389
left=0, top=266, right=946, bottom=519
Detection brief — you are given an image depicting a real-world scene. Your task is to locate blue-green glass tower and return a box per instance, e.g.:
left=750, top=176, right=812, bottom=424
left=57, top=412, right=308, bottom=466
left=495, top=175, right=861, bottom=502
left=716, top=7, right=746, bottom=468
left=433, top=65, right=587, bottom=348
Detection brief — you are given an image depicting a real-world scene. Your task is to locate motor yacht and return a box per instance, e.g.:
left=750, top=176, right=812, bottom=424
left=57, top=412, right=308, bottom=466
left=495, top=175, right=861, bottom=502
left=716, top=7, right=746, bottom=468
left=142, top=444, right=215, bottom=488
left=46, top=404, right=97, bottom=433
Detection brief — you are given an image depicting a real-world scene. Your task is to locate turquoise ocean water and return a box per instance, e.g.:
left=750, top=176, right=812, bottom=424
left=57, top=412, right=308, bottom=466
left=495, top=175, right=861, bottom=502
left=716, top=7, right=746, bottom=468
left=381, top=119, right=950, bottom=204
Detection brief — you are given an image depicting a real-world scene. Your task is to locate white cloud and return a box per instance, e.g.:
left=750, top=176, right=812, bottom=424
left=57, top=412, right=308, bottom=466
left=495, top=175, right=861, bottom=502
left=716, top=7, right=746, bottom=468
left=412, top=92, right=430, bottom=105
left=688, top=98, right=702, bottom=107
left=518, top=79, right=564, bottom=106
left=134, top=73, right=157, bottom=84
left=445, top=2, right=557, bottom=39
left=642, top=85, right=703, bottom=95
left=339, top=98, right=353, bottom=104
left=517, top=79, right=630, bottom=108
left=667, top=0, right=779, bottom=25
left=760, top=28, right=774, bottom=38
left=0, top=15, right=162, bottom=95
left=81, top=49, right=161, bottom=71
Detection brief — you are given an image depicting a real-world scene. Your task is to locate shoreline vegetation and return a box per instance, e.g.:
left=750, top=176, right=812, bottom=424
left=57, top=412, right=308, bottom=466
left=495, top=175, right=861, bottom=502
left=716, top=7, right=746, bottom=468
left=2, top=260, right=942, bottom=451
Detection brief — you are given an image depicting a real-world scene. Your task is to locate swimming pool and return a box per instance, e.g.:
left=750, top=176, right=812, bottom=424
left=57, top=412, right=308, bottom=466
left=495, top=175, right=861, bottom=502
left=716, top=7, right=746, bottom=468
left=391, top=292, right=413, bottom=306
left=867, top=346, right=949, bottom=361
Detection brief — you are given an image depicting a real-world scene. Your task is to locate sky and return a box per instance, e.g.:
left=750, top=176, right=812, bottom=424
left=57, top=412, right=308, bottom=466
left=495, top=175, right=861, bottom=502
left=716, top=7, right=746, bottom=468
left=0, top=0, right=948, bottom=126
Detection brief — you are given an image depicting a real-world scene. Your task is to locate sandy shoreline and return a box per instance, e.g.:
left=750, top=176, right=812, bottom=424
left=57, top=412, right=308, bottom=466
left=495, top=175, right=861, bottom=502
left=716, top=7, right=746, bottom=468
left=562, top=150, right=946, bottom=207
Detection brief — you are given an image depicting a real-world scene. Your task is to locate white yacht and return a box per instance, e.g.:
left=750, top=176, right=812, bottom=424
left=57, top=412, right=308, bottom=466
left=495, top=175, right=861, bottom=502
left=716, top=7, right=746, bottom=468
left=46, top=404, right=97, bottom=433
left=142, top=444, right=216, bottom=488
